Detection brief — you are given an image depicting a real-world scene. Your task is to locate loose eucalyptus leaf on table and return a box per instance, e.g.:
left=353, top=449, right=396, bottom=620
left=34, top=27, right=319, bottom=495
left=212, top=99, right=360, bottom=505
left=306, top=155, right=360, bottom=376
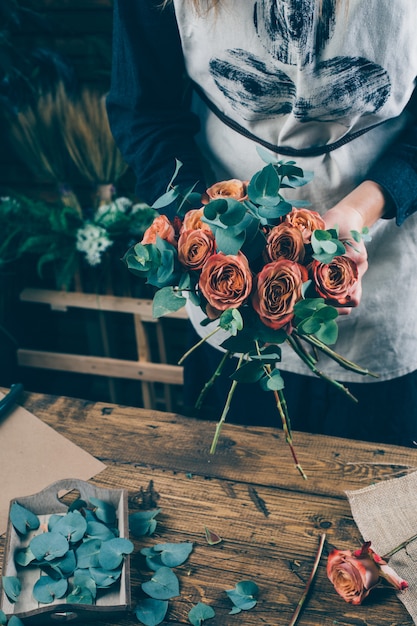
left=147, top=542, right=194, bottom=568
left=226, top=580, right=259, bottom=613
left=141, top=567, right=180, bottom=600
left=134, top=598, right=169, bottom=626
left=188, top=602, right=216, bottom=625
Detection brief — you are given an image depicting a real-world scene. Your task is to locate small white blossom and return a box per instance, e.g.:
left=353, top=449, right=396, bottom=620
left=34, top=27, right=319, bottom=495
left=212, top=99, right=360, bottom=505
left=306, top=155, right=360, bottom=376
left=76, top=223, right=113, bottom=266
left=95, top=196, right=133, bottom=220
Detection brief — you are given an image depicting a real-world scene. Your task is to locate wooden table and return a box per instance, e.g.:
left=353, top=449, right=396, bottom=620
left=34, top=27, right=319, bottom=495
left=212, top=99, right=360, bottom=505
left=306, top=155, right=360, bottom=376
left=1, top=390, right=416, bottom=626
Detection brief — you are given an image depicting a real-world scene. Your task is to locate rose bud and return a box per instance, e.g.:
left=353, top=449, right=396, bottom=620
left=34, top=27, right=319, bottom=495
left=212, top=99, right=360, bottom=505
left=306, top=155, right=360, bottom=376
left=285, top=207, right=326, bottom=243
left=180, top=208, right=212, bottom=233
left=265, top=223, right=305, bottom=263
left=199, top=252, right=253, bottom=318
left=311, top=255, right=358, bottom=306
left=252, top=258, right=308, bottom=330
left=141, top=214, right=177, bottom=247
left=201, top=179, right=248, bottom=204
left=177, top=228, right=216, bottom=271
left=327, top=541, right=408, bottom=605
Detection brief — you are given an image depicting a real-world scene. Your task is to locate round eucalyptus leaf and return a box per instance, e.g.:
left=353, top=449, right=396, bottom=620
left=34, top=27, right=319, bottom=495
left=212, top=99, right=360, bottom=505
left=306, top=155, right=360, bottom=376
left=0, top=609, right=7, bottom=625
left=86, top=520, right=115, bottom=541
left=141, top=567, right=180, bottom=600
left=73, top=571, right=97, bottom=599
left=188, top=602, right=216, bottom=625
left=52, top=511, right=87, bottom=543
left=89, top=498, right=116, bottom=525
left=66, top=587, right=94, bottom=605
left=75, top=538, right=102, bottom=569
left=134, top=598, right=168, bottom=626
left=2, top=576, right=21, bottom=602
left=154, top=542, right=193, bottom=568
left=8, top=617, right=25, bottom=626
left=89, top=566, right=122, bottom=588
left=30, top=532, right=69, bottom=562
left=15, top=546, right=36, bottom=567
left=129, top=509, right=161, bottom=538
left=33, top=576, right=68, bottom=604
left=10, top=502, right=40, bottom=535
left=98, top=537, right=134, bottom=570
left=48, top=514, right=64, bottom=532
left=46, top=549, right=76, bottom=578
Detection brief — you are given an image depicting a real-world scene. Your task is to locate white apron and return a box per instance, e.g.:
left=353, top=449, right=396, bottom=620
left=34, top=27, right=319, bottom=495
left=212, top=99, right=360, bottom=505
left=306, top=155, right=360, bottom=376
left=173, top=0, right=417, bottom=382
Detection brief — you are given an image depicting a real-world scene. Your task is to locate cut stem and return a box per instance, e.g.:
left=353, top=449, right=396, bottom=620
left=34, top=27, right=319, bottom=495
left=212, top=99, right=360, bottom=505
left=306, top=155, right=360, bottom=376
left=288, top=533, right=326, bottom=626
left=195, top=350, right=230, bottom=410
left=210, top=354, right=244, bottom=454
left=178, top=326, right=221, bottom=365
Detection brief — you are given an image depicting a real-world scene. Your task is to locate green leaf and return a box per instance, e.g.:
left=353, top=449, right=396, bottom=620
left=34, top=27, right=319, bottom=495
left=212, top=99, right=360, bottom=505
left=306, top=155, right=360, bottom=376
left=141, top=567, right=180, bottom=600
left=66, top=586, right=94, bottom=605
left=10, top=502, right=40, bottom=535
left=8, top=617, right=25, bottom=626
left=259, top=368, right=285, bottom=391
left=0, top=609, right=7, bottom=625
left=214, top=227, right=246, bottom=255
left=30, top=532, right=69, bottom=562
left=86, top=521, right=116, bottom=541
left=134, top=598, right=168, bottom=626
left=219, top=308, right=243, bottom=335
left=89, top=566, right=122, bottom=588
left=129, top=509, right=161, bottom=537
left=226, top=580, right=259, bottom=612
left=218, top=200, right=247, bottom=226
left=153, top=542, right=193, bottom=568
left=188, top=602, right=216, bottom=625
left=248, top=163, right=281, bottom=204
left=51, top=511, right=87, bottom=543
left=315, top=319, right=339, bottom=345
left=2, top=576, right=21, bottom=602
left=73, top=571, right=97, bottom=599
left=33, top=576, right=68, bottom=604
left=89, top=498, right=116, bottom=525
left=152, top=188, right=179, bottom=210
left=152, top=286, right=186, bottom=318
left=98, top=537, right=134, bottom=570
left=75, top=538, right=102, bottom=569
left=231, top=360, right=265, bottom=383
left=15, top=546, right=36, bottom=567
left=46, top=549, right=77, bottom=578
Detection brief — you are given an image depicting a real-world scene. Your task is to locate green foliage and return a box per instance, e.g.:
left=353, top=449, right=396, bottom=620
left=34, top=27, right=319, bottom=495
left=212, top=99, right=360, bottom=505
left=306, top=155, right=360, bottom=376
left=9, top=502, right=40, bottom=535
left=141, top=567, right=180, bottom=600
left=2, top=577, right=21, bottom=603
left=294, top=298, right=339, bottom=346
left=134, top=598, right=168, bottom=626
left=225, top=580, right=259, bottom=614
left=188, top=602, right=216, bottom=625
left=129, top=509, right=161, bottom=537
left=140, top=542, right=193, bottom=569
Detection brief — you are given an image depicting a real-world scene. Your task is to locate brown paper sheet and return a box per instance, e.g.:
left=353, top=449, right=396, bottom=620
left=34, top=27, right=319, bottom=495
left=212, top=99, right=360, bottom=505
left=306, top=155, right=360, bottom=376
left=0, top=393, right=106, bottom=535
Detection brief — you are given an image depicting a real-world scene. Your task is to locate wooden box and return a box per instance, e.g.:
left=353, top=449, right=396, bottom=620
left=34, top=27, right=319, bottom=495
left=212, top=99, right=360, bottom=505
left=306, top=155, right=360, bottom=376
left=1, top=478, right=131, bottom=624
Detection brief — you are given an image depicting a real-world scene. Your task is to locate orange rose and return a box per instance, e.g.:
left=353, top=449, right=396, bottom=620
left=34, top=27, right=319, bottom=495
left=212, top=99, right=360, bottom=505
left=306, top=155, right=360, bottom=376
left=201, top=179, right=248, bottom=204
left=327, top=542, right=408, bottom=605
left=285, top=207, right=326, bottom=243
left=199, top=252, right=252, bottom=318
left=178, top=228, right=216, bottom=271
left=265, top=223, right=305, bottom=263
left=252, top=259, right=308, bottom=330
left=311, top=255, right=358, bottom=306
left=180, top=208, right=212, bottom=233
left=141, top=214, right=177, bottom=246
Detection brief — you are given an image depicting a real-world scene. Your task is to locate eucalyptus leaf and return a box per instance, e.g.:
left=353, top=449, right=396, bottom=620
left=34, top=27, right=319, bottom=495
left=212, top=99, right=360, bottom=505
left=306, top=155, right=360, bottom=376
left=33, top=576, right=68, bottom=604
left=8, top=617, right=25, bottom=626
left=10, top=502, right=40, bottom=535
left=2, top=576, right=21, bottom=602
left=73, top=570, right=97, bottom=599
left=0, top=609, right=6, bottom=625
left=153, top=542, right=193, bottom=567
left=46, top=549, right=76, bottom=579
left=30, top=532, right=69, bottom=562
left=66, top=587, right=94, bottom=605
left=231, top=360, right=265, bottom=384
left=314, top=319, right=339, bottom=345
left=75, top=538, right=102, bottom=569
left=89, top=566, right=122, bottom=588
left=98, top=537, right=134, bottom=570
left=152, top=286, right=186, bottom=318
left=259, top=368, right=285, bottom=391
left=129, top=509, right=161, bottom=537
left=52, top=511, right=87, bottom=543
left=89, top=498, right=116, bottom=525
left=86, top=520, right=116, bottom=541
left=15, top=546, right=36, bottom=567
left=226, top=579, right=259, bottom=611
left=134, top=598, right=168, bottom=626
left=141, top=567, right=180, bottom=600
left=188, top=602, right=216, bottom=625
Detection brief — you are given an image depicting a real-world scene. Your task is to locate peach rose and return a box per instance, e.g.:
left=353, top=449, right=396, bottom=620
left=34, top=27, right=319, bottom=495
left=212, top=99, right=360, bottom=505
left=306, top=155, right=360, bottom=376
left=199, top=252, right=252, bottom=318
left=265, top=223, right=305, bottom=263
left=311, top=255, right=358, bottom=306
left=252, top=259, right=308, bottom=330
left=201, top=179, right=248, bottom=204
left=180, top=208, right=212, bottom=233
left=141, top=214, right=177, bottom=246
left=285, top=207, right=326, bottom=243
left=177, top=228, right=216, bottom=271
left=327, top=542, right=408, bottom=605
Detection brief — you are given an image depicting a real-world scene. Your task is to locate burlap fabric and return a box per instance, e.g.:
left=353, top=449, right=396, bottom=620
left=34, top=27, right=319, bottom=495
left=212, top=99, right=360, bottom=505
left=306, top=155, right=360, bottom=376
left=346, top=471, right=417, bottom=623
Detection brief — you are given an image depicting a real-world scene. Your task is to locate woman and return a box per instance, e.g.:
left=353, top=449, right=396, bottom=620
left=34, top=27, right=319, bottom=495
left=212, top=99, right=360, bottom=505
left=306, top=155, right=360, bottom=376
left=107, top=0, right=417, bottom=445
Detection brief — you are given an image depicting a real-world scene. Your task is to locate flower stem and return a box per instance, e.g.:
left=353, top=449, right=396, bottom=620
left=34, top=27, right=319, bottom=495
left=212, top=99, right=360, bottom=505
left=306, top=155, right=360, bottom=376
left=272, top=384, right=307, bottom=480
left=210, top=355, right=244, bottom=454
left=178, top=326, right=221, bottom=365
left=383, top=532, right=417, bottom=559
left=195, top=351, right=230, bottom=410
left=288, top=533, right=326, bottom=626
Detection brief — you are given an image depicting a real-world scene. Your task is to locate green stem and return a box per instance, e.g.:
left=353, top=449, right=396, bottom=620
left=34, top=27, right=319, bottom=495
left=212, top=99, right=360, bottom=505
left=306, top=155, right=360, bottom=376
left=288, top=533, right=326, bottom=626
left=293, top=329, right=379, bottom=378
left=195, top=351, right=230, bottom=410
left=287, top=335, right=358, bottom=403
left=383, top=532, right=417, bottom=559
left=210, top=354, right=244, bottom=454
left=271, top=382, right=307, bottom=480
left=178, top=326, right=222, bottom=365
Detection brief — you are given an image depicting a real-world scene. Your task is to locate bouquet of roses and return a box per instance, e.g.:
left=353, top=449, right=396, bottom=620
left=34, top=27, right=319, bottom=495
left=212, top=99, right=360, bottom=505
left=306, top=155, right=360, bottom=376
left=124, top=149, right=374, bottom=478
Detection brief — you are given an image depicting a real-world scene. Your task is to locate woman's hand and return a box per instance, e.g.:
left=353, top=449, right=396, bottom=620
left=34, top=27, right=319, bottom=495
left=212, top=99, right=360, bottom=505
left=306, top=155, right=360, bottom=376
left=322, top=180, right=391, bottom=313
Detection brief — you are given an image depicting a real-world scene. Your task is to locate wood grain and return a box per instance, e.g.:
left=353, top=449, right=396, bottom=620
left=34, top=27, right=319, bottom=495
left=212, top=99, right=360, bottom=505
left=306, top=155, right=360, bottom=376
left=1, top=390, right=415, bottom=626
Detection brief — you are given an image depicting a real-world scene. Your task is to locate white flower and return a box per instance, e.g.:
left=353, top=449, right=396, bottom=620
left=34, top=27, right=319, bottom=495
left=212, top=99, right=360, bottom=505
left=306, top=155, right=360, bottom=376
left=76, top=223, right=113, bottom=266
left=95, top=196, right=133, bottom=221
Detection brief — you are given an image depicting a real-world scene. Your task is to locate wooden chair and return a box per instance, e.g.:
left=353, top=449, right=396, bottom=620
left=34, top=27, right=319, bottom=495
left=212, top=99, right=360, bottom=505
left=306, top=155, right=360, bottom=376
left=17, top=288, right=187, bottom=411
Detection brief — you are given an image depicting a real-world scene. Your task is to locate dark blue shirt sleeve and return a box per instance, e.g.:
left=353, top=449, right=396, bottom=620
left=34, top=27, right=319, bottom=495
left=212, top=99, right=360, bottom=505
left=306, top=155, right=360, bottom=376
left=106, top=0, right=206, bottom=207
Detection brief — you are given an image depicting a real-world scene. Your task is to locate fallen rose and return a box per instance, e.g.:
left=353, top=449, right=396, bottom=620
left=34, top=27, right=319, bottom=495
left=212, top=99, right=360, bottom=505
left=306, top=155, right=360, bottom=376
left=252, top=259, right=308, bottom=330
left=199, top=252, right=253, bottom=319
left=201, top=179, right=248, bottom=204
left=141, top=214, right=177, bottom=247
left=327, top=541, right=408, bottom=605
left=178, top=228, right=216, bottom=271
left=286, top=207, right=326, bottom=243
left=311, top=255, right=358, bottom=306
left=265, top=222, right=305, bottom=263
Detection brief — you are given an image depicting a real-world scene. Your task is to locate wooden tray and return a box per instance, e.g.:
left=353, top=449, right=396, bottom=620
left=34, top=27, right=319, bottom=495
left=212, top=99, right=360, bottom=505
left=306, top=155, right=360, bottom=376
left=1, top=478, right=131, bottom=624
